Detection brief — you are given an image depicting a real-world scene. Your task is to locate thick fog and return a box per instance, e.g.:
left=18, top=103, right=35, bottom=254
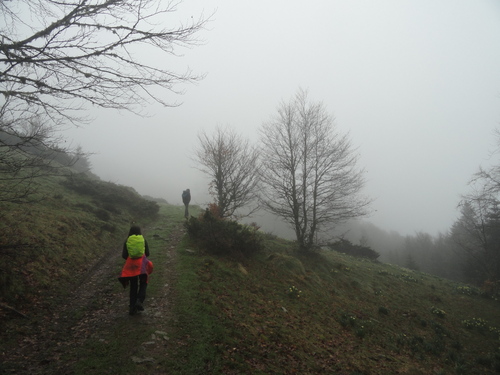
left=64, top=0, right=500, bottom=236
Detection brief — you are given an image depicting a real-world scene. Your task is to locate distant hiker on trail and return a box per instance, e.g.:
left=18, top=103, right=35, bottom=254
left=118, top=225, right=154, bottom=316
left=182, top=188, right=191, bottom=218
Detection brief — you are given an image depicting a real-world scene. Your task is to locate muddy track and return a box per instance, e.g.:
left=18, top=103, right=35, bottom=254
left=1, top=223, right=185, bottom=375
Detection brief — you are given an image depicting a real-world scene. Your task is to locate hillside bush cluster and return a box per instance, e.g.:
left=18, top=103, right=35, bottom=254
left=184, top=204, right=262, bottom=258
left=328, top=238, right=380, bottom=260
left=62, top=174, right=159, bottom=219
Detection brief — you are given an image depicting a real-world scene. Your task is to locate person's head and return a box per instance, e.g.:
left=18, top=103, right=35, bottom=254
left=128, top=225, right=142, bottom=236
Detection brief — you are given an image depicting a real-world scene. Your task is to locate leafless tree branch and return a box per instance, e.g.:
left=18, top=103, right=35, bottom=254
left=1, top=0, right=210, bottom=128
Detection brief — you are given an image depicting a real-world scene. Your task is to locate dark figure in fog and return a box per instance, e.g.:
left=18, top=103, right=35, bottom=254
left=182, top=189, right=191, bottom=218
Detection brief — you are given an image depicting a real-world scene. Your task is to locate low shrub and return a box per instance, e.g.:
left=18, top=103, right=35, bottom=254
left=378, top=306, right=389, bottom=315
left=184, top=205, right=262, bottom=258
left=430, top=306, right=446, bottom=318
left=287, top=285, right=302, bottom=299
left=94, top=208, right=111, bottom=222
left=327, top=239, right=380, bottom=261
left=62, top=174, right=159, bottom=219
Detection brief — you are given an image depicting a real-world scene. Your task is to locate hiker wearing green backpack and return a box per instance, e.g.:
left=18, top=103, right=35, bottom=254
left=118, top=225, right=153, bottom=315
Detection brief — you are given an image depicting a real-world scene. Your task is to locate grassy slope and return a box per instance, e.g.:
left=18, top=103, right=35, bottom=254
left=0, top=173, right=156, bottom=309
left=169, top=235, right=500, bottom=375
left=0, top=174, right=186, bottom=374
left=2, top=175, right=500, bottom=374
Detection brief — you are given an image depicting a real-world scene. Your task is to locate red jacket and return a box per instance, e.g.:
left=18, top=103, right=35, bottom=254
left=118, top=255, right=153, bottom=288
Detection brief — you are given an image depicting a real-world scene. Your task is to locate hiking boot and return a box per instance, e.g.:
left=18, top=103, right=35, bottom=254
left=136, top=301, right=144, bottom=311
left=129, top=305, right=137, bottom=315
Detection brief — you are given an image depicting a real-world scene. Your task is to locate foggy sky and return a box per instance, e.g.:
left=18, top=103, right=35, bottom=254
left=64, top=0, right=500, bottom=236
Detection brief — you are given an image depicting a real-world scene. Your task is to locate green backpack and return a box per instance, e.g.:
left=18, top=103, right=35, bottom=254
left=126, top=235, right=145, bottom=259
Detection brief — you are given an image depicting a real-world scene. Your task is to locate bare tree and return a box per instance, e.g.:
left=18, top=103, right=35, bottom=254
left=470, top=129, right=500, bottom=199
left=194, top=126, right=260, bottom=219
left=259, top=89, right=371, bottom=252
left=0, top=0, right=208, bottom=203
left=0, top=0, right=209, bottom=129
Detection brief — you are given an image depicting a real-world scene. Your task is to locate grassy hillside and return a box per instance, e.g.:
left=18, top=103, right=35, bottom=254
left=0, top=172, right=159, bottom=310
left=1, top=173, right=500, bottom=374
left=168, top=234, right=500, bottom=374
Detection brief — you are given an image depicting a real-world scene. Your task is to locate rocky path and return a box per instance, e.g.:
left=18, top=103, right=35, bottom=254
left=1, top=223, right=185, bottom=375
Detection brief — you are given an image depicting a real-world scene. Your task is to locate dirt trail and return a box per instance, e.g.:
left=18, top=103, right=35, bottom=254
left=1, top=223, right=185, bottom=375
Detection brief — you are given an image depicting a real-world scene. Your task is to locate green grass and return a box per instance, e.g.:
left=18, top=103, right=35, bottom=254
left=0, top=173, right=157, bottom=306
left=2, top=173, right=500, bottom=374
left=165, top=238, right=500, bottom=374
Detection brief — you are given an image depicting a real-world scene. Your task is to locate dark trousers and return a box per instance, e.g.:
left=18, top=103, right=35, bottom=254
left=129, top=274, right=148, bottom=307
